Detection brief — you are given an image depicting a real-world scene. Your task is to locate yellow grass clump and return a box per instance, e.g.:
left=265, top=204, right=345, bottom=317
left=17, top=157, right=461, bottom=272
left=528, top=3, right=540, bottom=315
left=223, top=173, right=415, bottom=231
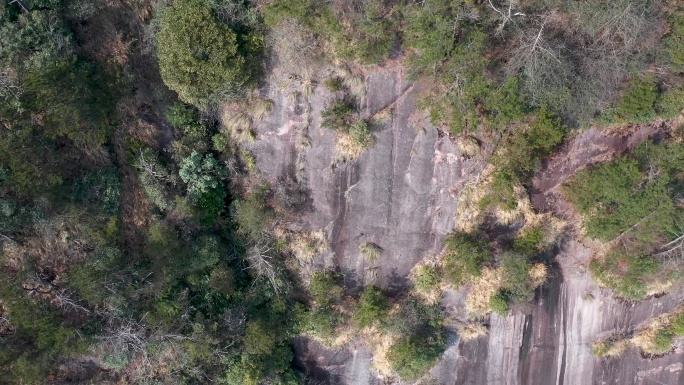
left=360, top=242, right=383, bottom=262
left=458, top=322, right=488, bottom=341
left=493, top=184, right=536, bottom=226
left=592, top=339, right=630, bottom=357
left=288, top=229, right=328, bottom=265
left=334, top=132, right=373, bottom=163
left=453, top=165, right=496, bottom=233
left=529, top=263, right=548, bottom=288
left=363, top=326, right=400, bottom=377
left=220, top=97, right=275, bottom=143
left=631, top=316, right=673, bottom=355
left=344, top=74, right=366, bottom=102
left=456, top=136, right=481, bottom=158
left=465, top=267, right=505, bottom=317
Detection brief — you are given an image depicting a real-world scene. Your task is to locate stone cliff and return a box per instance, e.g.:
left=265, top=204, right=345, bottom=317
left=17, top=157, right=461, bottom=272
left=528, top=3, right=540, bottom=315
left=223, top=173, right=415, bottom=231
left=247, top=64, right=684, bottom=385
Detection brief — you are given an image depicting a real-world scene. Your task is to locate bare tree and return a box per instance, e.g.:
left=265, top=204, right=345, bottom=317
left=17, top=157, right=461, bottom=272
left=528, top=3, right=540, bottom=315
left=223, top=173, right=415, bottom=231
left=245, top=242, right=283, bottom=293
left=655, top=233, right=684, bottom=263
left=487, top=0, right=525, bottom=35
left=53, top=290, right=91, bottom=314
left=0, top=315, right=13, bottom=335
left=98, top=317, right=150, bottom=361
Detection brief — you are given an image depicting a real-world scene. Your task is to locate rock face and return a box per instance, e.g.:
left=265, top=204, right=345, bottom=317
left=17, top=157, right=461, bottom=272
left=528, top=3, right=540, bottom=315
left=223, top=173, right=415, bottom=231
left=435, top=243, right=684, bottom=385
left=250, top=63, right=478, bottom=291
left=249, top=65, right=684, bottom=385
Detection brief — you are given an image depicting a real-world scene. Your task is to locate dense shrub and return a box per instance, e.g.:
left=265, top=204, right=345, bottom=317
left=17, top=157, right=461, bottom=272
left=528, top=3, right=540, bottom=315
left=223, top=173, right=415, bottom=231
left=653, top=329, right=674, bottom=353
left=353, top=286, right=390, bottom=328
left=179, top=151, right=227, bottom=223
left=513, top=226, right=545, bottom=256
left=501, top=254, right=534, bottom=302
left=386, top=297, right=443, bottom=336
left=321, top=97, right=355, bottom=130
left=443, top=232, right=492, bottom=286
left=387, top=333, right=445, bottom=381
left=264, top=0, right=400, bottom=64
left=309, top=271, right=344, bottom=307
left=615, top=75, right=658, bottom=122
left=564, top=141, right=683, bottom=244
left=231, top=187, right=274, bottom=242
left=663, top=10, right=684, bottom=73
left=489, top=292, right=510, bottom=316
left=156, top=0, right=260, bottom=106
left=483, top=107, right=566, bottom=210
left=414, top=265, right=440, bottom=292
left=656, top=87, right=684, bottom=118
left=589, top=250, right=661, bottom=300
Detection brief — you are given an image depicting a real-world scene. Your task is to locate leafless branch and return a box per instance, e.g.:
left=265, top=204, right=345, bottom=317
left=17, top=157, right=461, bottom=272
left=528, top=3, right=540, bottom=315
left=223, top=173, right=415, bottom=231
left=487, top=0, right=525, bottom=35
left=245, top=242, right=283, bottom=293
left=53, top=290, right=91, bottom=314
left=0, top=233, right=17, bottom=244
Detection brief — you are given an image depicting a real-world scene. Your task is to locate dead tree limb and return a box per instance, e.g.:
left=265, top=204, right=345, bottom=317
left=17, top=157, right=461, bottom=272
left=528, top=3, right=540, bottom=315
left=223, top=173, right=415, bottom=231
left=9, top=0, right=29, bottom=13
left=487, top=0, right=525, bottom=35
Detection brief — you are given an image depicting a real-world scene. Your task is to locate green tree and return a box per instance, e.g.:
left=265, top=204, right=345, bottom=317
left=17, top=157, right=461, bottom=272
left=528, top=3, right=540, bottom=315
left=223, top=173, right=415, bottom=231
left=156, top=0, right=259, bottom=106
left=179, top=152, right=226, bottom=204
left=387, top=334, right=445, bottom=381
left=501, top=254, right=533, bottom=302
left=353, top=286, right=390, bottom=328
left=443, top=232, right=492, bottom=286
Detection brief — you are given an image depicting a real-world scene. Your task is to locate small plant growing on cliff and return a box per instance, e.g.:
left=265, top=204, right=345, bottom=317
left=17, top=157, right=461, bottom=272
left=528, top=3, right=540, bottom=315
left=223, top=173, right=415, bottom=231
left=387, top=334, right=445, bottom=381
left=348, top=119, right=373, bottom=147
left=353, top=285, right=390, bottom=328
left=458, top=322, right=488, bottom=341
left=443, top=232, right=492, bottom=286
left=513, top=226, right=545, bottom=255
left=592, top=339, right=629, bottom=357
left=414, top=265, right=440, bottom=292
left=324, top=76, right=345, bottom=92
left=489, top=291, right=510, bottom=315
left=671, top=313, right=684, bottom=336
left=309, top=271, right=344, bottom=307
left=360, top=242, right=382, bottom=262
left=322, top=97, right=355, bottom=130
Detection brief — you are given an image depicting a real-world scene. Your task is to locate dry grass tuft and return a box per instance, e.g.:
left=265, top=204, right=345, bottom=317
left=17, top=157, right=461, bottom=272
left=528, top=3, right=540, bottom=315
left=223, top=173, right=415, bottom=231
left=362, top=326, right=399, bottom=377
left=220, top=97, right=274, bottom=143
left=289, top=229, right=328, bottom=264
left=268, top=20, right=324, bottom=75
left=493, top=184, right=537, bottom=226
left=365, top=266, right=379, bottom=280
left=645, top=280, right=674, bottom=297
left=333, top=132, right=373, bottom=163
left=631, top=316, right=672, bottom=354
left=465, top=267, right=504, bottom=317
left=529, top=263, right=548, bottom=288
left=457, top=136, right=481, bottom=158
left=221, top=103, right=254, bottom=142
left=360, top=242, right=383, bottom=263
left=593, top=339, right=630, bottom=357
left=458, top=322, right=488, bottom=341
left=344, top=74, right=366, bottom=102
left=251, top=98, right=275, bottom=122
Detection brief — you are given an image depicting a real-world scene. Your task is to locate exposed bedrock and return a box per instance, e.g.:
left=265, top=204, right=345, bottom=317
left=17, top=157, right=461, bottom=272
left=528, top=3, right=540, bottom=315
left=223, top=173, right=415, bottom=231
left=248, top=65, right=684, bottom=384
left=249, top=65, right=475, bottom=291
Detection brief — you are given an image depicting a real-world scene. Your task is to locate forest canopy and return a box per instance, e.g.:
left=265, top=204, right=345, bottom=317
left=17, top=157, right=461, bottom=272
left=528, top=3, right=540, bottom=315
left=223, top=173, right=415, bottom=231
left=1, top=0, right=684, bottom=383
